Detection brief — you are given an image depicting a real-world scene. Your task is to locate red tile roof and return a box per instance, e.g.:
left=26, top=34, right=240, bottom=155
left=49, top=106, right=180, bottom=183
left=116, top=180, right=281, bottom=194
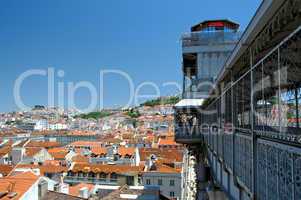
left=91, top=147, right=107, bottom=155
left=139, top=148, right=183, bottom=163
left=69, top=141, right=102, bottom=148
left=25, top=141, right=61, bottom=148
left=0, top=171, right=39, bottom=200
left=15, top=164, right=67, bottom=175
left=70, top=163, right=143, bottom=174
left=43, top=160, right=62, bottom=166
left=121, top=133, right=133, bottom=140
left=41, top=191, right=85, bottom=200
left=47, top=147, right=66, bottom=153
left=71, top=155, right=89, bottom=163
left=0, top=165, right=13, bottom=177
left=101, top=138, right=122, bottom=144
left=158, top=138, right=180, bottom=146
left=25, top=147, right=43, bottom=157
left=0, top=147, right=11, bottom=157
left=118, top=147, right=136, bottom=157
left=68, top=130, right=96, bottom=136
left=69, top=183, right=95, bottom=197
left=144, top=163, right=181, bottom=174
left=47, top=147, right=68, bottom=160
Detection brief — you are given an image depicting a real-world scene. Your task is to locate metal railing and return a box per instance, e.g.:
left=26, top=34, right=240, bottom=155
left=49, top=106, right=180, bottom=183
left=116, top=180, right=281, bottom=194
left=64, top=176, right=117, bottom=185
left=182, top=91, right=209, bottom=99
left=175, top=126, right=203, bottom=140
left=182, top=31, right=241, bottom=47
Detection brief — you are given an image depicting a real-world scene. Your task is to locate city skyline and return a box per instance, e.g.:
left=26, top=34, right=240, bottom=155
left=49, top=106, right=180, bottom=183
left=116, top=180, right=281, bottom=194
left=0, top=0, right=261, bottom=112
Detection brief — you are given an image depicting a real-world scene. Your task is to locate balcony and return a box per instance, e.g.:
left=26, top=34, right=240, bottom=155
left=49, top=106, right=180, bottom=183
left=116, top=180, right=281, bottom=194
left=64, top=176, right=117, bottom=185
left=174, top=99, right=204, bottom=144
left=183, top=77, right=214, bottom=99
left=175, top=126, right=203, bottom=144
left=181, top=31, right=241, bottom=47
left=183, top=91, right=209, bottom=99
left=183, top=53, right=197, bottom=77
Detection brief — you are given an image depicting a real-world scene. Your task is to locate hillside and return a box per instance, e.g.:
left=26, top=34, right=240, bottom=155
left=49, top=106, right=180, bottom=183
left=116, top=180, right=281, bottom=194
left=141, top=96, right=180, bottom=107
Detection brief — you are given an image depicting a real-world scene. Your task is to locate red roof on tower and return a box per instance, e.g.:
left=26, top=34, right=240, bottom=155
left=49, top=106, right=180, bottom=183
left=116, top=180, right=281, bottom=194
left=191, top=19, right=239, bottom=32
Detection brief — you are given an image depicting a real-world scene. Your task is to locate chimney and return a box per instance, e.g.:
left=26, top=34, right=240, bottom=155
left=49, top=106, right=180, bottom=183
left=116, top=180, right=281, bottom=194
left=53, top=183, right=69, bottom=194
left=11, top=147, right=25, bottom=165
left=60, top=183, right=69, bottom=194
left=38, top=180, right=48, bottom=199
left=145, top=155, right=157, bottom=171
left=53, top=183, right=60, bottom=192
left=112, top=145, right=118, bottom=155
left=79, top=187, right=89, bottom=199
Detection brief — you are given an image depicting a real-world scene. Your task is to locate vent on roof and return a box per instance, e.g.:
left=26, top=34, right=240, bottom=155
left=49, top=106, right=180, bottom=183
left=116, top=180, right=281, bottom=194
left=79, top=187, right=89, bottom=199
left=38, top=180, right=48, bottom=198
left=150, top=154, right=157, bottom=161
left=7, top=192, right=17, bottom=198
left=53, top=183, right=60, bottom=192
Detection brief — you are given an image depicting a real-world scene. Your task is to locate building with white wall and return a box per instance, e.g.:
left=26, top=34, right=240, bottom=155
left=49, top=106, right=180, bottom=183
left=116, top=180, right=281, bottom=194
left=142, top=162, right=182, bottom=199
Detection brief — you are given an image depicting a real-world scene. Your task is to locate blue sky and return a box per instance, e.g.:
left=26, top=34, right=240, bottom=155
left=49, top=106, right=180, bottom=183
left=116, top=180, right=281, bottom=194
left=0, top=0, right=261, bottom=112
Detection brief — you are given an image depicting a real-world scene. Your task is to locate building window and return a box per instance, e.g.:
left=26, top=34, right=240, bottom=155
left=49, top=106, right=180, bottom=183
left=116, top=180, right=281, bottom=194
left=158, top=179, right=162, bottom=185
left=146, top=179, right=151, bottom=185
left=99, top=172, right=107, bottom=181
left=110, top=173, right=117, bottom=182
left=88, top=172, right=95, bottom=178
left=169, top=180, right=175, bottom=186
left=170, top=191, right=175, bottom=197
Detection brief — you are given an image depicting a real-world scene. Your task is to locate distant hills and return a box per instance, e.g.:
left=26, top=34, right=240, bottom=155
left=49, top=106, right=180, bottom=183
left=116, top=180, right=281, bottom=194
left=74, top=111, right=112, bottom=120
left=74, top=96, right=179, bottom=120
left=140, top=96, right=180, bottom=107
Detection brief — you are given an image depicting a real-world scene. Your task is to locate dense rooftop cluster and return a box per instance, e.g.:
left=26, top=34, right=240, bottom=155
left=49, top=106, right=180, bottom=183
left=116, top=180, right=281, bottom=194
left=0, top=103, right=182, bottom=199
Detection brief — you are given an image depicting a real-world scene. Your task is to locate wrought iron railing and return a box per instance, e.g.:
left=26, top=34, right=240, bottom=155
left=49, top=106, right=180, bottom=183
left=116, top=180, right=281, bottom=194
left=175, top=126, right=203, bottom=140
left=64, top=176, right=117, bottom=185
left=182, top=31, right=241, bottom=47
left=182, top=91, right=209, bottom=99
left=190, top=25, right=301, bottom=199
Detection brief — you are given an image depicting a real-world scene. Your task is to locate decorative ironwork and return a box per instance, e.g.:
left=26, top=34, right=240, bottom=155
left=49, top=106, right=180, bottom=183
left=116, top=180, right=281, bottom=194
left=279, top=150, right=293, bottom=200
left=256, top=139, right=301, bottom=200
left=257, top=143, right=267, bottom=200
left=294, top=156, right=301, bottom=199
left=234, top=134, right=253, bottom=191
left=223, top=134, right=233, bottom=169
left=266, top=146, right=278, bottom=200
left=176, top=2, right=301, bottom=198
